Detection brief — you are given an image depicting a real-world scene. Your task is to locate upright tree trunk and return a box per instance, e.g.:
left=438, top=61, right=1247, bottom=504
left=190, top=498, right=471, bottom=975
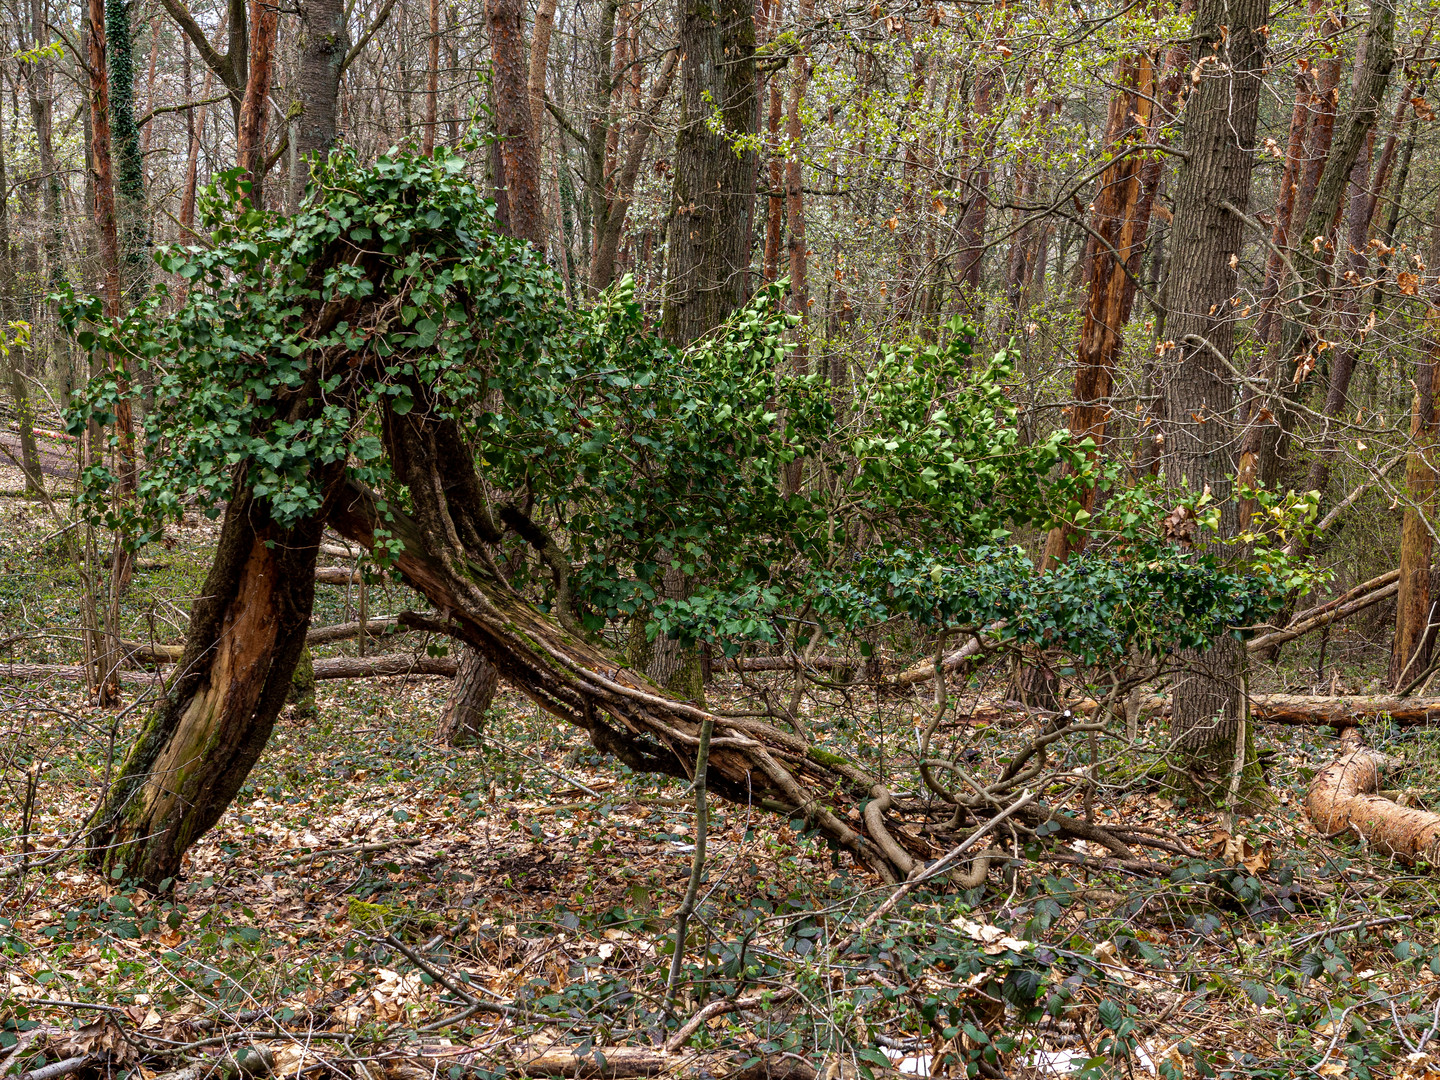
left=438, top=646, right=500, bottom=745
left=237, top=0, right=278, bottom=205
left=138, top=17, right=160, bottom=160
left=422, top=0, right=439, bottom=153
left=761, top=0, right=782, bottom=283
left=659, top=0, right=757, bottom=343
left=589, top=50, right=679, bottom=291
left=89, top=483, right=337, bottom=885
left=1245, top=0, right=1395, bottom=503
left=180, top=45, right=216, bottom=237
left=1041, top=12, right=1186, bottom=568
left=489, top=0, right=544, bottom=248
left=287, top=0, right=349, bottom=210
left=105, top=0, right=146, bottom=291
left=1160, top=0, right=1268, bottom=794
left=527, top=0, right=557, bottom=146
left=954, top=62, right=1000, bottom=324
left=784, top=0, right=815, bottom=341
left=0, top=94, right=41, bottom=496
left=1393, top=354, right=1437, bottom=688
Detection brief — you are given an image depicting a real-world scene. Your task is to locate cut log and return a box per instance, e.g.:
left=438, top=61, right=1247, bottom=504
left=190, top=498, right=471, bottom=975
left=1306, top=738, right=1440, bottom=862
left=315, top=566, right=362, bottom=585
left=305, top=615, right=417, bottom=646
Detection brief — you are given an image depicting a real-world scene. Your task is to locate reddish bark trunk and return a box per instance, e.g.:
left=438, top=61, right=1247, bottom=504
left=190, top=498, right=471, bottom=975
left=489, top=0, right=544, bottom=247
left=237, top=0, right=278, bottom=206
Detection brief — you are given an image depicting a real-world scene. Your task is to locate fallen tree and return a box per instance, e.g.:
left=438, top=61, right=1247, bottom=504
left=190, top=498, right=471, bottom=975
left=68, top=151, right=1290, bottom=888
left=1306, top=731, right=1440, bottom=862
left=1246, top=569, right=1399, bottom=654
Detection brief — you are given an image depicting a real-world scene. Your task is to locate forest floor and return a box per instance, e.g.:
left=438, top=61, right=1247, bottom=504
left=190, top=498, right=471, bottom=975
left=3, top=449, right=1440, bottom=1079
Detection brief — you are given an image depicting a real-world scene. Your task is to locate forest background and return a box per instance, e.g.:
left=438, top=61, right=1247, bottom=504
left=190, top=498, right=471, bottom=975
left=4, top=0, right=1440, bottom=1075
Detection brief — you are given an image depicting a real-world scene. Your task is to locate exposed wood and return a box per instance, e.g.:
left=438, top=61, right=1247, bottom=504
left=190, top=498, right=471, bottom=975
left=1306, top=739, right=1440, bottom=862
left=315, top=565, right=362, bottom=585
left=313, top=654, right=457, bottom=679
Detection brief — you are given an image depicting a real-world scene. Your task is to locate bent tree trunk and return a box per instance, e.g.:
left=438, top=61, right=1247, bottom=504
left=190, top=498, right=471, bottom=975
left=438, top=646, right=499, bottom=744
left=89, top=483, right=334, bottom=885
left=327, top=421, right=903, bottom=880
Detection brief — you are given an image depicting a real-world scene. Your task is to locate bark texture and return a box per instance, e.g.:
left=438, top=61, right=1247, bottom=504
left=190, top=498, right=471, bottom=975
left=1159, top=0, right=1269, bottom=783
left=438, top=646, right=500, bottom=744
left=287, top=0, right=349, bottom=209
left=88, top=485, right=336, bottom=886
left=659, top=0, right=757, bottom=344
left=1392, top=354, right=1437, bottom=688
left=489, top=0, right=544, bottom=247
left=1307, top=740, right=1440, bottom=862
left=237, top=0, right=278, bottom=205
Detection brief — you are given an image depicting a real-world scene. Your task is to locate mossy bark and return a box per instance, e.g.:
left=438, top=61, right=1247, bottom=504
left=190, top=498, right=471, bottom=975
left=287, top=647, right=317, bottom=721
left=89, top=483, right=333, bottom=887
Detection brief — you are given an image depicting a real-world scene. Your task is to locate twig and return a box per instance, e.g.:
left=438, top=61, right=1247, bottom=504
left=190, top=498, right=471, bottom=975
left=1291, top=913, right=1412, bottom=947
left=666, top=715, right=714, bottom=1006
left=272, top=836, right=427, bottom=869
left=375, top=934, right=476, bottom=1004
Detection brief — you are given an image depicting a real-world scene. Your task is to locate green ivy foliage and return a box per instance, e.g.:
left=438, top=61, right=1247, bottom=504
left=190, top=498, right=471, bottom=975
left=66, top=148, right=1291, bottom=668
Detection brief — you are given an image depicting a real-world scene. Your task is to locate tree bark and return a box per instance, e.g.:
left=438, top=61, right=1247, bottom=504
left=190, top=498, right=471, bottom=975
left=659, top=0, right=757, bottom=344
left=88, top=482, right=338, bottom=886
left=105, top=0, right=147, bottom=287
left=422, top=0, right=438, bottom=153
left=0, top=105, right=41, bottom=497
left=953, top=62, right=1000, bottom=325
left=527, top=0, right=557, bottom=148
left=1392, top=330, right=1439, bottom=687
left=761, top=0, right=782, bottom=284
left=237, top=0, right=278, bottom=206
left=1041, top=17, right=1185, bottom=567
left=1159, top=0, right=1269, bottom=792
left=287, top=0, right=349, bottom=211
left=437, top=646, right=499, bottom=744
left=489, top=0, right=544, bottom=248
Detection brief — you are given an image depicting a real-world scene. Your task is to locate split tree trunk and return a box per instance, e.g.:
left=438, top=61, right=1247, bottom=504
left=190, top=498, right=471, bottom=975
left=88, top=483, right=337, bottom=886
left=438, top=647, right=500, bottom=745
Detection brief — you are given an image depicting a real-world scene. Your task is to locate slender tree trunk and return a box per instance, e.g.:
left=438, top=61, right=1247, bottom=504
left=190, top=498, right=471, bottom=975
left=954, top=69, right=1000, bottom=324
left=181, top=46, right=216, bottom=237
left=287, top=0, right=349, bottom=211
left=761, top=0, right=782, bottom=284
left=1041, top=13, right=1186, bottom=568
left=422, top=0, right=439, bottom=153
left=0, top=95, right=41, bottom=497
left=1160, top=0, right=1268, bottom=794
left=660, top=0, right=757, bottom=343
left=237, top=0, right=278, bottom=206
left=438, top=646, right=500, bottom=744
left=489, top=0, right=544, bottom=247
left=138, top=17, right=160, bottom=160
left=1392, top=353, right=1437, bottom=688
left=1244, top=0, right=1395, bottom=507
left=106, top=0, right=146, bottom=290
left=589, top=50, right=678, bottom=291
left=784, top=0, right=814, bottom=339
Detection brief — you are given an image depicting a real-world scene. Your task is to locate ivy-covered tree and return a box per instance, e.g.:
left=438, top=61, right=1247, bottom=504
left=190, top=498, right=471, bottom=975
left=72, top=150, right=1288, bottom=888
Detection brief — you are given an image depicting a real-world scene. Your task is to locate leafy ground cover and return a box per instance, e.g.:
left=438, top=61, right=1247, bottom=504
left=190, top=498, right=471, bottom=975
left=5, top=455, right=1440, bottom=1079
